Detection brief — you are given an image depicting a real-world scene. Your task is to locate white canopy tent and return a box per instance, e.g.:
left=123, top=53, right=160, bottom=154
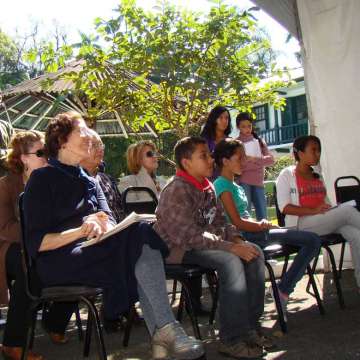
left=254, top=0, right=360, bottom=199
left=253, top=0, right=360, bottom=269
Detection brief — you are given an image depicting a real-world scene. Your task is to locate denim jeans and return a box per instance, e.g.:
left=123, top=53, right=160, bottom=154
left=240, top=183, right=267, bottom=220
left=298, top=206, right=360, bottom=287
left=182, top=246, right=265, bottom=345
left=243, top=229, right=321, bottom=295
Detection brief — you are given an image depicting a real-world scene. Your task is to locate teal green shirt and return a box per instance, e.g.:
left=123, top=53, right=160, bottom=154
left=214, top=176, right=250, bottom=221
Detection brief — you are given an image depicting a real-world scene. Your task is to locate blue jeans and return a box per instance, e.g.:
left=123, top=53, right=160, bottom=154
left=240, top=183, right=267, bottom=220
left=183, top=246, right=265, bottom=345
left=243, top=229, right=321, bottom=295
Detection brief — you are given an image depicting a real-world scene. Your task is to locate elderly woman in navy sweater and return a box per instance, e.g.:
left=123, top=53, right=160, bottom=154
left=23, top=112, right=204, bottom=360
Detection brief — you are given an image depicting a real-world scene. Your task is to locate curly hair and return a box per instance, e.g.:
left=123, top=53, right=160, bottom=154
left=45, top=111, right=83, bottom=158
left=126, top=140, right=156, bottom=174
left=5, top=130, right=44, bottom=174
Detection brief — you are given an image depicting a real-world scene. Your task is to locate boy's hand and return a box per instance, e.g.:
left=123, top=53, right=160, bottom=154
left=230, top=242, right=260, bottom=262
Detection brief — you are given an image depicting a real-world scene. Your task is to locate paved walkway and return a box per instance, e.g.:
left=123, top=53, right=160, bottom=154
left=1, top=269, right=360, bottom=359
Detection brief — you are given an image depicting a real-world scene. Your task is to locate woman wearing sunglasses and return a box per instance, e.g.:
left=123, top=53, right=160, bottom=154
left=118, top=140, right=161, bottom=202
left=0, top=131, right=75, bottom=360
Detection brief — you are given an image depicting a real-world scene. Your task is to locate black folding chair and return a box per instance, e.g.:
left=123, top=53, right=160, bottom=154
left=263, top=243, right=324, bottom=333
left=18, top=193, right=107, bottom=360
left=274, top=184, right=347, bottom=309
left=121, top=186, right=218, bottom=341
left=269, top=186, right=325, bottom=332
left=335, top=176, right=360, bottom=211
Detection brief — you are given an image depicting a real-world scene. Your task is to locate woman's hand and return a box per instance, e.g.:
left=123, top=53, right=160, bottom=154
left=230, top=242, right=260, bottom=262
left=84, top=212, right=109, bottom=232
left=259, top=219, right=273, bottom=230
left=80, top=219, right=105, bottom=241
left=312, top=203, right=331, bottom=215
left=246, top=156, right=259, bottom=162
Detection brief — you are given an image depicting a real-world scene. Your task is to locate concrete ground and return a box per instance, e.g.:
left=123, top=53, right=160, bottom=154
left=1, top=269, right=360, bottom=360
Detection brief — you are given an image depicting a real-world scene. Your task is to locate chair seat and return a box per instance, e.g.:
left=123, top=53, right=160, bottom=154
left=41, top=286, right=102, bottom=300
left=263, top=243, right=298, bottom=260
left=165, top=264, right=209, bottom=279
left=320, top=233, right=345, bottom=246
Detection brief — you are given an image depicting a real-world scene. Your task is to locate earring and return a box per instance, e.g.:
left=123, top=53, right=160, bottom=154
left=24, top=163, right=29, bottom=172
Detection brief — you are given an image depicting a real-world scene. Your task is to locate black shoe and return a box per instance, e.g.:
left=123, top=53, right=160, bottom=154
left=103, top=317, right=125, bottom=333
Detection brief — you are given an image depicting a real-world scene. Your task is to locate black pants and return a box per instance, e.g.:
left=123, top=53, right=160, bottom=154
left=3, top=243, right=76, bottom=347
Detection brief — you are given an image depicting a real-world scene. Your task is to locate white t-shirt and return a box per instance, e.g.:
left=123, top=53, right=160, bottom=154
left=244, top=138, right=262, bottom=157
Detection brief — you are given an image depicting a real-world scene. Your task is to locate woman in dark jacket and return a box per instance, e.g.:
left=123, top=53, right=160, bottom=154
left=23, top=112, right=204, bottom=360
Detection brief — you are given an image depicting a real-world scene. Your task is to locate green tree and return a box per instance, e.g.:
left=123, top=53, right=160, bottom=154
left=39, top=0, right=289, bottom=137
left=0, top=29, right=28, bottom=89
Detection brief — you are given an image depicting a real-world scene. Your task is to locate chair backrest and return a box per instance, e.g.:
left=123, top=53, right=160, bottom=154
left=121, top=186, right=158, bottom=215
left=334, top=176, right=360, bottom=211
left=273, top=184, right=286, bottom=227
left=18, top=193, right=41, bottom=300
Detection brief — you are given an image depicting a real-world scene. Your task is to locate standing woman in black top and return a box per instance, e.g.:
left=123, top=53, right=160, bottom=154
left=23, top=112, right=204, bottom=360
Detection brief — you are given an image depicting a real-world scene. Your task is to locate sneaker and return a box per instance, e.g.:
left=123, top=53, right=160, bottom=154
left=218, top=341, right=263, bottom=359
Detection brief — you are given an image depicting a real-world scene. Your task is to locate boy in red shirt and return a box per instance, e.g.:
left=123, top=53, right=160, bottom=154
left=154, top=137, right=269, bottom=359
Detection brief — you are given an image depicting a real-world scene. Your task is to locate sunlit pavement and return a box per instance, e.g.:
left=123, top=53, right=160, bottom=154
left=1, top=269, right=360, bottom=359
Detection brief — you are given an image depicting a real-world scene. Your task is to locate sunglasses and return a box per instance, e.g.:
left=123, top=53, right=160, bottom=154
left=25, top=149, right=46, bottom=158
left=145, top=150, right=159, bottom=158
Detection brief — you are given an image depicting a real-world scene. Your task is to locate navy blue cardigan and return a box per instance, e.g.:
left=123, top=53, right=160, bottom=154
left=23, top=158, right=168, bottom=317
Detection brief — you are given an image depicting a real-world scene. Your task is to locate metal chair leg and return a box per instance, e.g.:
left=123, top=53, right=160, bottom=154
left=83, top=307, right=93, bottom=357
left=206, top=272, right=218, bottom=325
left=306, top=250, right=320, bottom=294
left=181, top=280, right=201, bottom=340
left=324, top=246, right=345, bottom=308
left=281, top=255, right=289, bottom=278
left=171, top=280, right=178, bottom=304
left=123, top=305, right=136, bottom=347
left=338, top=242, right=346, bottom=279
left=82, top=297, right=107, bottom=360
left=177, top=287, right=185, bottom=322
left=306, top=265, right=325, bottom=315
left=21, top=305, right=38, bottom=360
left=265, top=261, right=287, bottom=333
left=75, top=304, right=84, bottom=341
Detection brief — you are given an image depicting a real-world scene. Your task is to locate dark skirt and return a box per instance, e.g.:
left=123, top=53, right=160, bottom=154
left=37, top=222, right=168, bottom=318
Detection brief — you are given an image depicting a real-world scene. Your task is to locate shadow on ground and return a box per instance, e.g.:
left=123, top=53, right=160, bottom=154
left=1, top=270, right=360, bottom=359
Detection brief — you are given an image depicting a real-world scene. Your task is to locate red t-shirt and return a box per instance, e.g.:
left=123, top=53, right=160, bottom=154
left=296, top=173, right=326, bottom=208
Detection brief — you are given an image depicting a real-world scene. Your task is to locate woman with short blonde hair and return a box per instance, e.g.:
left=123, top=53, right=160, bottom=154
left=119, top=140, right=161, bottom=201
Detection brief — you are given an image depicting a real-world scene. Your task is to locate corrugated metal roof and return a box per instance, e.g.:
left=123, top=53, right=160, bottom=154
left=2, top=59, right=150, bottom=96
left=2, top=60, right=85, bottom=96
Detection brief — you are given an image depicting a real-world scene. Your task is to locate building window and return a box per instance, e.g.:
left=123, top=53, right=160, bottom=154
left=294, top=94, right=308, bottom=122
left=253, top=104, right=268, bottom=132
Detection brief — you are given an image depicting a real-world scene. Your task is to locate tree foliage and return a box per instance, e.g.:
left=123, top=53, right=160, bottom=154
left=0, top=29, right=28, bottom=89
left=0, top=22, right=70, bottom=90
left=34, top=0, right=289, bottom=137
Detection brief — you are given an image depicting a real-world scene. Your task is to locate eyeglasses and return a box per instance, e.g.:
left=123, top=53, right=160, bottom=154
left=25, top=149, right=46, bottom=158
left=145, top=150, right=159, bottom=158
left=93, top=143, right=105, bottom=150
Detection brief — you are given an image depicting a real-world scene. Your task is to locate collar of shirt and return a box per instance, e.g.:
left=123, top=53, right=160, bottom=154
left=175, top=169, right=214, bottom=192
